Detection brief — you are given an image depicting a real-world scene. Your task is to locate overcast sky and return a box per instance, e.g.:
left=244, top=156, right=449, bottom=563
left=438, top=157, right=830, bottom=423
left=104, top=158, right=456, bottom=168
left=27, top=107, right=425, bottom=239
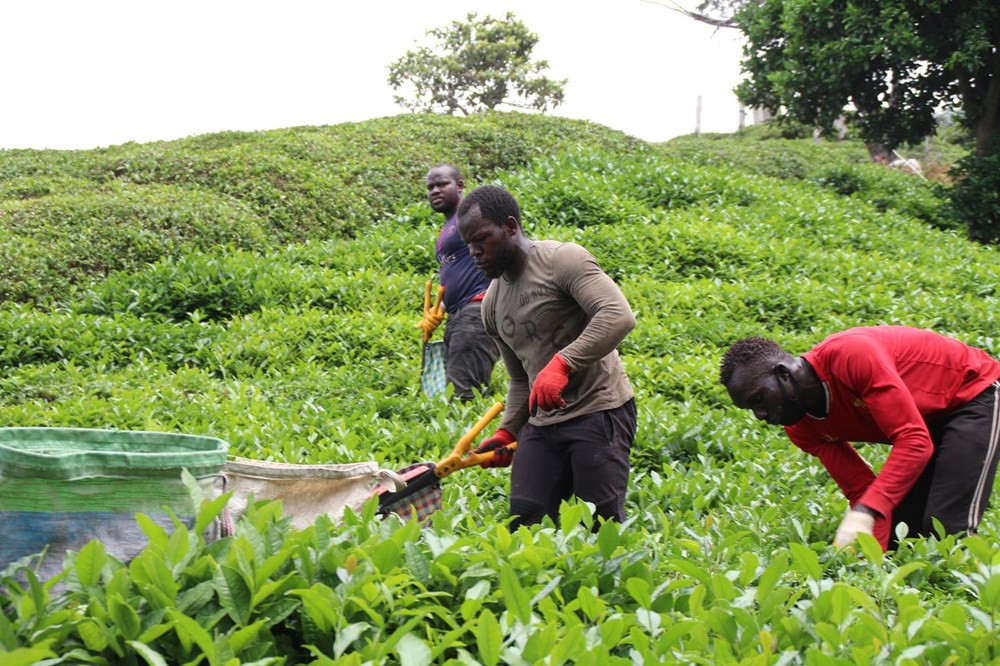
left=1, top=1, right=748, bottom=150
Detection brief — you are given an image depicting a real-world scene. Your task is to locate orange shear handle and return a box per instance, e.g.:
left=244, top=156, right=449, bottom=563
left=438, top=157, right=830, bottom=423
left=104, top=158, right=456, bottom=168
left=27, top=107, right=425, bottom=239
left=435, top=402, right=515, bottom=478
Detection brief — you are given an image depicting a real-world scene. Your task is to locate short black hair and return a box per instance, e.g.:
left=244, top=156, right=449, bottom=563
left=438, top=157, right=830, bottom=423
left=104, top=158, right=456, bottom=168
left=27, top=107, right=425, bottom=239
left=719, top=337, right=786, bottom=386
left=458, top=185, right=520, bottom=227
left=428, top=163, right=462, bottom=181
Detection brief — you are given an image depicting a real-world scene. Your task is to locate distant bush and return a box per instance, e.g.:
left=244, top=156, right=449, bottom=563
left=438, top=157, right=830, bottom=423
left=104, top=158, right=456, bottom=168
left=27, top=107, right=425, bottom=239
left=950, top=148, right=1000, bottom=245
left=0, top=183, right=267, bottom=303
left=0, top=174, right=93, bottom=200
left=810, top=163, right=951, bottom=229
left=504, top=149, right=758, bottom=234
left=663, top=135, right=869, bottom=180
left=79, top=250, right=418, bottom=322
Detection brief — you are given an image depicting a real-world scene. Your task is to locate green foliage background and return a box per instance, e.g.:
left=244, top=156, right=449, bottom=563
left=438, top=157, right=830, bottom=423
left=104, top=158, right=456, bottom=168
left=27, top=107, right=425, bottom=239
left=1, top=113, right=999, bottom=664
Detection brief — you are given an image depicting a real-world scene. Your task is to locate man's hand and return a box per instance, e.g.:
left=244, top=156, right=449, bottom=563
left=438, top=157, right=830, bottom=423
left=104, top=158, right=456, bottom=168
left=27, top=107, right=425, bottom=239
left=473, top=428, right=516, bottom=468
left=834, top=509, right=876, bottom=548
left=529, top=354, right=571, bottom=415
left=416, top=311, right=444, bottom=343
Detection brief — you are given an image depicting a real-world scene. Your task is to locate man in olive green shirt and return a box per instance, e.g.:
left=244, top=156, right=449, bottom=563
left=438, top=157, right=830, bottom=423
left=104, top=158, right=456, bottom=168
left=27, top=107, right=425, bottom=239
left=457, top=184, right=637, bottom=528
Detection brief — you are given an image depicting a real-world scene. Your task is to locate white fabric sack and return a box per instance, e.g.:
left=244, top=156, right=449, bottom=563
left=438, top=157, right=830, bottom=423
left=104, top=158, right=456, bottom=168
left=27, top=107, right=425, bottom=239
left=220, top=457, right=405, bottom=533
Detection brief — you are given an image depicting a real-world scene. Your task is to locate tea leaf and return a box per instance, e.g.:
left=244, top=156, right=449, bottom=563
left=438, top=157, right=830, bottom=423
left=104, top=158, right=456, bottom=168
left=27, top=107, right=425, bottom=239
left=215, top=565, right=253, bottom=625
left=475, top=609, right=502, bottom=666
left=404, top=542, right=431, bottom=586
left=1, top=648, right=58, bottom=666
left=789, top=543, right=822, bottom=581
left=334, top=622, right=370, bottom=658
left=596, top=519, right=620, bottom=558
left=167, top=609, right=217, bottom=663
left=74, top=540, right=107, bottom=588
left=396, top=632, right=432, bottom=666
left=499, top=563, right=532, bottom=625
left=108, top=593, right=142, bottom=640
left=128, top=640, right=170, bottom=666
left=855, top=532, right=883, bottom=565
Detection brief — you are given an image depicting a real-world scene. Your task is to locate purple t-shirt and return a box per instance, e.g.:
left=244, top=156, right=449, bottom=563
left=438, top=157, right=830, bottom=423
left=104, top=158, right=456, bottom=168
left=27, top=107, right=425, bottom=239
left=436, top=213, right=490, bottom=314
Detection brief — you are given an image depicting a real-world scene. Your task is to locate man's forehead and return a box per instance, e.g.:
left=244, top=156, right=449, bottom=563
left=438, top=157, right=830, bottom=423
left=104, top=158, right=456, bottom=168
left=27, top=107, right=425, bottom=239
left=458, top=204, right=482, bottom=225
left=426, top=167, right=456, bottom=181
left=729, top=363, right=774, bottom=394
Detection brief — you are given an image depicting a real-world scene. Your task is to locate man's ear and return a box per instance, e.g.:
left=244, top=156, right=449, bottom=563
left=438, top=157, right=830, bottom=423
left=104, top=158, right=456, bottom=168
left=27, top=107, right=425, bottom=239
left=774, top=363, right=792, bottom=381
left=503, top=216, right=519, bottom=236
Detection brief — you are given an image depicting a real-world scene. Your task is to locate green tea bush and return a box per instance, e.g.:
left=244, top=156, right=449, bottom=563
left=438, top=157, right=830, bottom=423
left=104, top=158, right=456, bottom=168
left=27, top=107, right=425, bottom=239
left=663, top=135, right=869, bottom=180
left=0, top=113, right=642, bottom=305
left=811, top=163, right=950, bottom=228
left=0, top=174, right=93, bottom=200
left=2, top=114, right=1000, bottom=664
left=79, top=251, right=419, bottom=322
left=950, top=148, right=1000, bottom=244
left=0, top=183, right=268, bottom=303
left=0, top=305, right=223, bottom=372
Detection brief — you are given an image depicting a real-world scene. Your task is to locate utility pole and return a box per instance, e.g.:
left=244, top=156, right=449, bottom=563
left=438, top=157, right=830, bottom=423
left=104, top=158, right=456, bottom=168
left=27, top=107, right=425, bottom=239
left=695, top=95, right=702, bottom=137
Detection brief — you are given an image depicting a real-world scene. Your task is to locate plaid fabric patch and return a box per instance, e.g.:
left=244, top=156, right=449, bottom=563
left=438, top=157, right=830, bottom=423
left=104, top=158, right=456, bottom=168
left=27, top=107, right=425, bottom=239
left=378, top=463, right=442, bottom=522
left=421, top=341, right=447, bottom=398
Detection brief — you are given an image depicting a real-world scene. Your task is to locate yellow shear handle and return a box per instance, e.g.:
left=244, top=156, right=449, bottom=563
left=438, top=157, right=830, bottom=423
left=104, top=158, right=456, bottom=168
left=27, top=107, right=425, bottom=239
left=423, top=280, right=445, bottom=315
left=435, top=401, right=506, bottom=478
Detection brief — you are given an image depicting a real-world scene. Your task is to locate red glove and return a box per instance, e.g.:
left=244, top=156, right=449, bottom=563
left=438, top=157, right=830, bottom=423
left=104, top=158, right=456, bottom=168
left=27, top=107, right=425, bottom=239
left=473, top=428, right=516, bottom=469
left=529, top=354, right=571, bottom=415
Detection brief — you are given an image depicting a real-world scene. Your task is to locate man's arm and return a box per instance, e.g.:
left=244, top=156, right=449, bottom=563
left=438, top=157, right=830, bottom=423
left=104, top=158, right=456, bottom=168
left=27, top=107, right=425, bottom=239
left=831, top=339, right=935, bottom=518
left=550, top=244, right=635, bottom=369
left=495, top=337, right=530, bottom=436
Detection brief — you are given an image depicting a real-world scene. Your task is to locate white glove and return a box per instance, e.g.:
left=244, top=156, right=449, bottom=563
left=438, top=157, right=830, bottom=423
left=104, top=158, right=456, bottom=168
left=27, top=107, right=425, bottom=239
left=833, top=509, right=875, bottom=548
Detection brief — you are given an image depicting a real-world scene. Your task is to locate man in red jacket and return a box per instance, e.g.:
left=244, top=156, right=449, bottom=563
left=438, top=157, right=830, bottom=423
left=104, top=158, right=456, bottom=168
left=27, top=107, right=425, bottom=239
left=720, top=326, right=1000, bottom=550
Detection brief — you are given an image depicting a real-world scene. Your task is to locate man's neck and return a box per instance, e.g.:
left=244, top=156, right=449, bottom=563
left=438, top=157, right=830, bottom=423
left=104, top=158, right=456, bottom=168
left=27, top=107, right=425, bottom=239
left=441, top=198, right=462, bottom=222
left=798, top=358, right=827, bottom=417
left=502, top=238, right=533, bottom=282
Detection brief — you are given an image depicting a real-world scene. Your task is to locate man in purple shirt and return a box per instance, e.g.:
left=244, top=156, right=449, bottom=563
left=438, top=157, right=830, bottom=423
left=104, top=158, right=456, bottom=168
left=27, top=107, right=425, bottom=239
left=421, top=164, right=499, bottom=401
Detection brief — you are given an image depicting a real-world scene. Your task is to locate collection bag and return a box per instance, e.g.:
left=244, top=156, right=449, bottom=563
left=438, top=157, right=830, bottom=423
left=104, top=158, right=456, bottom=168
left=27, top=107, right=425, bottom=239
left=0, top=427, right=228, bottom=581
left=220, top=457, right=404, bottom=533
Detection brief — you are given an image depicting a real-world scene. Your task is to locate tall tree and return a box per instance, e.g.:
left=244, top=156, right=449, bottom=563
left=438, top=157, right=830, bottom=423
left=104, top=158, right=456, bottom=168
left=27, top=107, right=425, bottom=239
left=734, top=0, right=1000, bottom=158
left=387, top=13, right=566, bottom=116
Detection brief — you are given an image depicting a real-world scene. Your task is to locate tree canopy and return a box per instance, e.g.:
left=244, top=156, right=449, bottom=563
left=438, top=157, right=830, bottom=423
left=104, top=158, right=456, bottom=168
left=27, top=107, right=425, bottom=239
left=387, top=13, right=566, bottom=116
left=734, top=0, right=999, bottom=157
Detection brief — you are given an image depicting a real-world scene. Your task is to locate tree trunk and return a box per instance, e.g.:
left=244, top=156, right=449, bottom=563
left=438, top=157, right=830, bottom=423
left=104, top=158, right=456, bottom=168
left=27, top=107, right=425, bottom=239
left=865, top=142, right=891, bottom=163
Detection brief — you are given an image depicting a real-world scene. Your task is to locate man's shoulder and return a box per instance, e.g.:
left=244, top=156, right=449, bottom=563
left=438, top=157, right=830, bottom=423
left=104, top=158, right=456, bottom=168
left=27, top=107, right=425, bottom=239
left=531, top=240, right=595, bottom=265
left=813, top=328, right=887, bottom=356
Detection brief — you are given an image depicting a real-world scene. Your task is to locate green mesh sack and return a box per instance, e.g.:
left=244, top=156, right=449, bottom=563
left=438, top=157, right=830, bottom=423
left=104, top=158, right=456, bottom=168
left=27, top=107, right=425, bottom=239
left=0, top=427, right=228, bottom=581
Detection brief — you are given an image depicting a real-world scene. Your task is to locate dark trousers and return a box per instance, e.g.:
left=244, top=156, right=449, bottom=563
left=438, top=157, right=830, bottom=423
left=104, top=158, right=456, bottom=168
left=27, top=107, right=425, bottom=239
left=890, top=381, right=1000, bottom=549
left=443, top=301, right=499, bottom=402
left=509, top=398, right=636, bottom=529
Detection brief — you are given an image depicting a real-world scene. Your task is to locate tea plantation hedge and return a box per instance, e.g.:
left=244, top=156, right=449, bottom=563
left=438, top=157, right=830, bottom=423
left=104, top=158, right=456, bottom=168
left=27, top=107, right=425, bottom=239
left=2, top=113, right=999, bottom=664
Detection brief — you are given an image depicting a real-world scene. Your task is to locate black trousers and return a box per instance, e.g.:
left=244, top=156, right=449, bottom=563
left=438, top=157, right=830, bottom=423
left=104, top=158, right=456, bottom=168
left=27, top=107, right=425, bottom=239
left=509, top=398, right=636, bottom=529
left=890, top=381, right=1000, bottom=548
left=443, top=301, right=499, bottom=402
